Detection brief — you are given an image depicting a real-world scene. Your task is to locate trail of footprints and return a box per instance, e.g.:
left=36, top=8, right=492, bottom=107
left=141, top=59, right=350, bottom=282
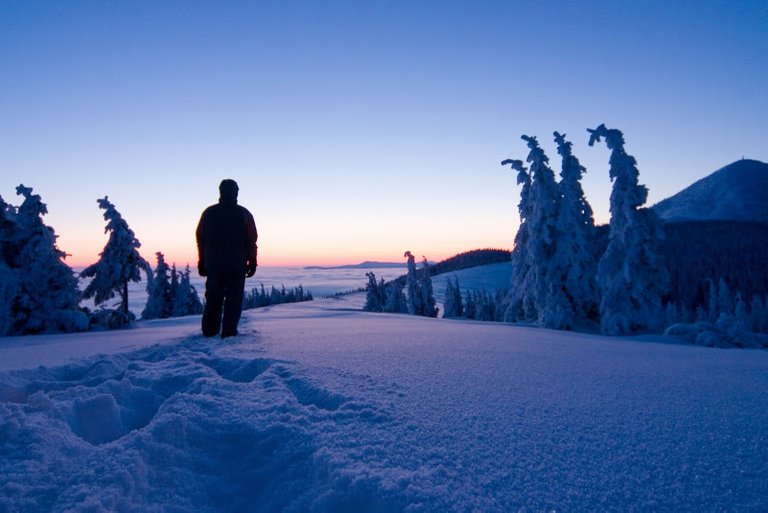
left=0, top=337, right=352, bottom=446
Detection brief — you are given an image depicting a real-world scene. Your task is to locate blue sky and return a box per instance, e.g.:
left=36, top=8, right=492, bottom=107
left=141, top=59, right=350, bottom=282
left=2, top=1, right=766, bottom=266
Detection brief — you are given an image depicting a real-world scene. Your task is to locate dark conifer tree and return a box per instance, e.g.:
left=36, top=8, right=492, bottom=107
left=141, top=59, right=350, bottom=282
left=81, top=197, right=150, bottom=320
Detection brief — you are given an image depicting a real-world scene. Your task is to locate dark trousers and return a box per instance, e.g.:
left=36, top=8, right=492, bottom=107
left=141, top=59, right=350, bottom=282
left=202, top=272, right=245, bottom=337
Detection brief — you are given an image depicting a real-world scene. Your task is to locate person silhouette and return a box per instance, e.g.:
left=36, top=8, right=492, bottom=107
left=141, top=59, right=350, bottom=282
left=196, top=179, right=258, bottom=338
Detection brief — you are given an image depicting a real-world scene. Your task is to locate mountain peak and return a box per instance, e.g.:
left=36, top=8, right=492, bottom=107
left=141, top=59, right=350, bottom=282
left=652, top=159, right=768, bottom=223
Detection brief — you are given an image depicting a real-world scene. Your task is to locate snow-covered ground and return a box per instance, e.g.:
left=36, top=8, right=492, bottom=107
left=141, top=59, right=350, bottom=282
left=2, top=293, right=767, bottom=512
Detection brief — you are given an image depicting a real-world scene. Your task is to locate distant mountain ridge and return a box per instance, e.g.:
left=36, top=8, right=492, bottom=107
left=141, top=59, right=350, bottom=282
left=652, top=159, right=768, bottom=224
left=304, top=261, right=404, bottom=270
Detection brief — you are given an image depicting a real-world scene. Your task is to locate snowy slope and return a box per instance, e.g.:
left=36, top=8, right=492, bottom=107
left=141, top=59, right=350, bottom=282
left=431, top=261, right=512, bottom=303
left=2, top=297, right=767, bottom=512
left=652, top=159, right=768, bottom=223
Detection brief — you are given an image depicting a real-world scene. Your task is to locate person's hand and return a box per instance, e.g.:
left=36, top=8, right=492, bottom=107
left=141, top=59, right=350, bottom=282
left=198, top=260, right=207, bottom=277
left=246, top=259, right=257, bottom=278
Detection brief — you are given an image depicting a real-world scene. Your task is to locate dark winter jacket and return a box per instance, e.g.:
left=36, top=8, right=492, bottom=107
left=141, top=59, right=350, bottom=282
left=196, top=192, right=258, bottom=276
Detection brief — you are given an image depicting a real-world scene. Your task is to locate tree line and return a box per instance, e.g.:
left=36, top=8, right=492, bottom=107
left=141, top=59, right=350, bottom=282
left=0, top=190, right=308, bottom=335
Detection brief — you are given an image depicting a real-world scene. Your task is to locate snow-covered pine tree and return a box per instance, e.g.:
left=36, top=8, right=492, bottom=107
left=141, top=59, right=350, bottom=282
left=172, top=265, right=203, bottom=317
left=443, top=278, right=457, bottom=318
left=9, top=185, right=87, bottom=334
left=0, top=195, right=21, bottom=335
left=717, top=278, right=733, bottom=320
left=474, top=290, right=496, bottom=321
left=0, top=195, right=20, bottom=265
left=463, top=289, right=476, bottom=320
left=501, top=158, right=532, bottom=322
left=588, top=124, right=669, bottom=335
left=80, top=196, right=151, bottom=322
left=552, top=131, right=599, bottom=327
left=733, top=294, right=750, bottom=334
left=419, top=257, right=439, bottom=318
left=169, top=264, right=180, bottom=308
left=364, top=271, right=385, bottom=312
left=384, top=279, right=408, bottom=313
left=452, top=277, right=464, bottom=318
left=508, top=135, right=564, bottom=328
left=142, top=252, right=171, bottom=320
left=404, top=251, right=422, bottom=315
left=443, top=276, right=464, bottom=318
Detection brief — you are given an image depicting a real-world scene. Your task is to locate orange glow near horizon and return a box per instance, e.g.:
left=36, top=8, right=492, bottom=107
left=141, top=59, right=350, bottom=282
left=59, top=232, right=507, bottom=270
left=63, top=247, right=477, bottom=269
left=55, top=210, right=516, bottom=270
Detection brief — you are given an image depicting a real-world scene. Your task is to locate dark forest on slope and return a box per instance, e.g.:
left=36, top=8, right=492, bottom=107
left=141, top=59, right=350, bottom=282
left=596, top=220, right=768, bottom=311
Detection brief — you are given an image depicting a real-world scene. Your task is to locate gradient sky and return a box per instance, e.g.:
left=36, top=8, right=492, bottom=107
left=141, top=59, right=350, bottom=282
left=2, top=1, right=766, bottom=267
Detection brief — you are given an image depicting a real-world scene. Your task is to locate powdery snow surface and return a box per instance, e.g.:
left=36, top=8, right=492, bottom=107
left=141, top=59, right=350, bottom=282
left=2, top=296, right=767, bottom=512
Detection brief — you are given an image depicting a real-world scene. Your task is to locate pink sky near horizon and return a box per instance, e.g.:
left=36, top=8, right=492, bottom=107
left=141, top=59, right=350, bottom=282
left=54, top=205, right=518, bottom=269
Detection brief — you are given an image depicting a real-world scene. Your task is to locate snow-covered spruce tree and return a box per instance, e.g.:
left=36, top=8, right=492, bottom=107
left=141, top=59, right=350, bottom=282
left=169, top=264, right=179, bottom=308
left=364, top=271, right=385, bottom=312
left=404, top=251, right=422, bottom=315
left=588, top=124, right=669, bottom=335
left=452, top=277, right=464, bottom=318
left=81, top=197, right=151, bottom=323
left=505, top=136, right=565, bottom=328
left=384, top=279, right=408, bottom=314
left=419, top=257, right=439, bottom=318
left=523, top=135, right=570, bottom=328
left=463, top=289, right=476, bottom=320
left=172, top=265, right=203, bottom=317
left=443, top=276, right=464, bottom=318
left=443, top=278, right=457, bottom=318
left=474, top=290, right=496, bottom=321
left=552, top=131, right=600, bottom=327
left=8, top=185, right=87, bottom=334
left=142, top=252, right=171, bottom=320
left=0, top=195, right=21, bottom=335
left=500, top=159, right=532, bottom=322
left=403, top=251, right=438, bottom=317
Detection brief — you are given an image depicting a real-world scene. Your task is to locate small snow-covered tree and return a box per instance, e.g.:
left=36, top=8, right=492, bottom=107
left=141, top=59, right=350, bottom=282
left=169, top=264, right=180, bottom=308
left=443, top=276, right=464, bottom=318
left=463, top=289, right=476, bottom=320
left=733, top=294, right=749, bottom=334
left=142, top=252, right=171, bottom=320
left=588, top=124, right=669, bottom=335
left=81, top=196, right=150, bottom=320
left=717, top=279, right=733, bottom=320
left=403, top=251, right=438, bottom=317
left=404, top=251, right=422, bottom=315
left=384, top=279, right=408, bottom=314
left=172, top=265, right=203, bottom=317
left=419, top=258, right=439, bottom=318
left=7, top=186, right=87, bottom=334
left=364, top=271, right=385, bottom=312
